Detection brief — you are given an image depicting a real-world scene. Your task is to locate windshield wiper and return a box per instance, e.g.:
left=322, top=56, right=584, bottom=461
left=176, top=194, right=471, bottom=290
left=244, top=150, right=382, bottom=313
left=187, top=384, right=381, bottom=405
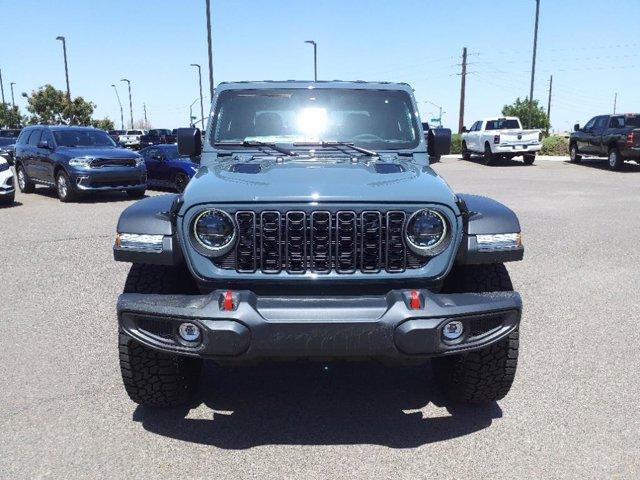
left=214, top=140, right=297, bottom=156
left=294, top=141, right=378, bottom=157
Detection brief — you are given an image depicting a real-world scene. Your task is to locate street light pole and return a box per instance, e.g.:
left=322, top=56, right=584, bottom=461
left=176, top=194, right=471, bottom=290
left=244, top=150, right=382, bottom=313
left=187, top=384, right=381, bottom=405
left=56, top=36, right=71, bottom=102
left=304, top=40, right=317, bottom=81
left=190, top=64, right=205, bottom=130
left=205, top=0, right=214, bottom=99
left=424, top=100, right=444, bottom=127
left=0, top=68, right=5, bottom=104
left=527, top=0, right=540, bottom=129
left=120, top=78, right=133, bottom=129
left=189, top=98, right=199, bottom=127
left=10, top=82, right=16, bottom=108
left=111, top=84, right=125, bottom=130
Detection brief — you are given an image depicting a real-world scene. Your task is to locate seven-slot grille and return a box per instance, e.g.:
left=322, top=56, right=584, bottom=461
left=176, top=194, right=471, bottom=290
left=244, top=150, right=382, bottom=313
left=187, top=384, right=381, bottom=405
left=219, top=210, right=428, bottom=274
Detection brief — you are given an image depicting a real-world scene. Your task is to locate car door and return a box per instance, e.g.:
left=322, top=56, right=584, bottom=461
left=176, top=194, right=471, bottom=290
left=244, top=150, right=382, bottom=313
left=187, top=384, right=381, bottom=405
left=143, top=147, right=161, bottom=185
left=577, top=117, right=597, bottom=153
left=589, top=116, right=608, bottom=155
left=26, top=128, right=44, bottom=179
left=467, top=121, right=480, bottom=151
left=39, top=129, right=57, bottom=183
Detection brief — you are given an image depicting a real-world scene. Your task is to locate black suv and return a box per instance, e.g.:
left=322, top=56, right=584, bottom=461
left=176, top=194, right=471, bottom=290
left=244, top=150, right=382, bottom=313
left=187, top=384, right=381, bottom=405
left=570, top=114, right=640, bottom=170
left=14, top=125, right=148, bottom=202
left=139, top=129, right=176, bottom=149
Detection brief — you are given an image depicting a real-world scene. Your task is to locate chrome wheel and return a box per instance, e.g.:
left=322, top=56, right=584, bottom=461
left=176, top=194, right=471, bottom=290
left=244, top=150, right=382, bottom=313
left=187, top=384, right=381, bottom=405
left=609, top=150, right=618, bottom=168
left=17, top=169, right=26, bottom=190
left=57, top=174, right=68, bottom=199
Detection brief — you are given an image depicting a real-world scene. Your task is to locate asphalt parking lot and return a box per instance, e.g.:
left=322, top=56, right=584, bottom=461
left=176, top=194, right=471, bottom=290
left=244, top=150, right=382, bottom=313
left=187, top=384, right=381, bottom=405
left=1, top=155, right=639, bottom=479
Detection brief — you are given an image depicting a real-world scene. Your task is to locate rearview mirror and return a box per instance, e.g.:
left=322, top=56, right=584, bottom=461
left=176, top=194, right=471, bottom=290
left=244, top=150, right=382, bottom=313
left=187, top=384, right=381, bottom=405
left=574, top=123, right=580, bottom=132
left=177, top=127, right=202, bottom=157
left=427, top=128, right=452, bottom=158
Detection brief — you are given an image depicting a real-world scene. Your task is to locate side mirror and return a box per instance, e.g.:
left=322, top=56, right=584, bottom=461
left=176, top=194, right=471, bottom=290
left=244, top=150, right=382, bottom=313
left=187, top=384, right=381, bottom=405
left=37, top=140, right=51, bottom=150
left=462, top=126, right=468, bottom=133
left=427, top=127, right=452, bottom=158
left=177, top=127, right=202, bottom=157
left=574, top=123, right=580, bottom=132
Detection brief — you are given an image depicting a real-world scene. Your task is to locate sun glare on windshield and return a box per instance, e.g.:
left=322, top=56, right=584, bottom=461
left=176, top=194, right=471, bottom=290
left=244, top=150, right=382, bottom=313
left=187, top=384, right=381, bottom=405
left=296, top=107, right=328, bottom=140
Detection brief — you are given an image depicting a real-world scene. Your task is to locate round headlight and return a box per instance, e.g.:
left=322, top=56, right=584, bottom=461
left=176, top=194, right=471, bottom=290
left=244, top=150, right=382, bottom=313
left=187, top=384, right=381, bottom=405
left=192, top=209, right=236, bottom=256
left=406, top=209, right=449, bottom=256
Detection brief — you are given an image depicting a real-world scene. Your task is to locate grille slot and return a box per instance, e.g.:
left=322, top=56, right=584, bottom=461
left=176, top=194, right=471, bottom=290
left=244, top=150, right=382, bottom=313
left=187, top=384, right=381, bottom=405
left=219, top=209, right=430, bottom=274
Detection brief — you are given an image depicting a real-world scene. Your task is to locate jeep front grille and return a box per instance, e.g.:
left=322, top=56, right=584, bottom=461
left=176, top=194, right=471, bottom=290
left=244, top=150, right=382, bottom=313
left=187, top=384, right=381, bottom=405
left=215, top=210, right=428, bottom=274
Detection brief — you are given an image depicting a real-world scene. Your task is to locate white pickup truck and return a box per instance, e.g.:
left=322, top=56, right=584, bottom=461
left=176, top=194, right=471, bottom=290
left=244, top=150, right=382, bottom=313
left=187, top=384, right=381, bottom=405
left=461, top=117, right=541, bottom=165
left=119, top=129, right=147, bottom=150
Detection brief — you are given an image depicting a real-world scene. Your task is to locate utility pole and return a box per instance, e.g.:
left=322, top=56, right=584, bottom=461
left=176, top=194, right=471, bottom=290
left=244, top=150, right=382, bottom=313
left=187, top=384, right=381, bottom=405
left=305, top=40, right=318, bottom=81
left=143, top=103, right=148, bottom=125
left=205, top=0, right=214, bottom=99
left=120, top=79, right=133, bottom=129
left=528, top=0, right=541, bottom=129
left=191, top=63, right=205, bottom=129
left=10, top=82, right=16, bottom=108
left=613, top=93, right=617, bottom=114
left=56, top=36, right=71, bottom=102
left=111, top=84, right=125, bottom=130
left=458, top=47, right=467, bottom=134
left=0, top=69, right=5, bottom=104
left=546, top=75, right=552, bottom=135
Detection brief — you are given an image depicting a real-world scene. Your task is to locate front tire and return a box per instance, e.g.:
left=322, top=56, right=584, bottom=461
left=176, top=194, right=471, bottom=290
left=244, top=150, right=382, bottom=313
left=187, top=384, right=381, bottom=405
left=119, top=264, right=202, bottom=407
left=569, top=143, right=582, bottom=163
left=608, top=147, right=623, bottom=171
left=483, top=143, right=496, bottom=166
left=16, top=165, right=35, bottom=193
left=433, top=264, right=519, bottom=404
left=0, top=191, right=15, bottom=206
left=523, top=153, right=536, bottom=165
left=461, top=141, right=471, bottom=160
left=56, top=170, right=77, bottom=202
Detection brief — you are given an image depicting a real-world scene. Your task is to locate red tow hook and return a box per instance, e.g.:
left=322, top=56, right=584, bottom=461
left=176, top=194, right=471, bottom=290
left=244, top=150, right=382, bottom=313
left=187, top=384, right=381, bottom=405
left=220, top=290, right=235, bottom=311
left=409, top=290, right=422, bottom=310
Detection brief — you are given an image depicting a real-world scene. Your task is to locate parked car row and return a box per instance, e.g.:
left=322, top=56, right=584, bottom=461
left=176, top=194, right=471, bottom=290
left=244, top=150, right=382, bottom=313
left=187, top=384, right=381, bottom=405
left=3, top=125, right=197, bottom=204
left=107, top=128, right=179, bottom=150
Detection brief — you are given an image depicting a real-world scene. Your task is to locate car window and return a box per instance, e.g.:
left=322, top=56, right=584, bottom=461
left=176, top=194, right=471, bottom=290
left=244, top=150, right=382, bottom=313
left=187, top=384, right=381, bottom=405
left=594, top=116, right=608, bottom=129
left=127, top=130, right=143, bottom=135
left=583, top=117, right=597, bottom=130
left=28, top=129, right=42, bottom=146
left=486, top=119, right=520, bottom=130
left=609, top=117, right=624, bottom=128
left=41, top=129, right=55, bottom=145
left=475, top=122, right=482, bottom=131
left=17, top=129, right=32, bottom=145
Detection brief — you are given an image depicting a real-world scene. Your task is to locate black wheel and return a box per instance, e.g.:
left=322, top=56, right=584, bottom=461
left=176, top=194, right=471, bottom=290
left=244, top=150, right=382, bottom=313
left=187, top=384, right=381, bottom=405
left=56, top=170, right=77, bottom=202
left=461, top=141, right=471, bottom=160
left=569, top=143, right=582, bottom=163
left=126, top=188, right=146, bottom=199
left=173, top=172, right=189, bottom=193
left=433, top=264, right=519, bottom=404
left=483, top=143, right=496, bottom=166
left=119, top=264, right=202, bottom=407
left=608, top=147, right=623, bottom=171
left=16, top=165, right=35, bottom=193
left=429, top=156, right=441, bottom=164
left=523, top=154, right=536, bottom=165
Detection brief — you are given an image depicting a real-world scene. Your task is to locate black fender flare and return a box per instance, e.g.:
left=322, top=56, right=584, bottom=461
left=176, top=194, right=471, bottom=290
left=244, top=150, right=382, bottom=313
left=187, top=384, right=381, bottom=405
left=114, top=194, right=183, bottom=265
left=455, top=194, right=523, bottom=264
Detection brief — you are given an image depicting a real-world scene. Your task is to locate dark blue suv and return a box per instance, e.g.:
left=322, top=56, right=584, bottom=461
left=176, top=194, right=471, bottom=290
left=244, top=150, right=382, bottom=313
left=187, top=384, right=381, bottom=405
left=14, top=125, right=147, bottom=202
left=139, top=144, right=198, bottom=193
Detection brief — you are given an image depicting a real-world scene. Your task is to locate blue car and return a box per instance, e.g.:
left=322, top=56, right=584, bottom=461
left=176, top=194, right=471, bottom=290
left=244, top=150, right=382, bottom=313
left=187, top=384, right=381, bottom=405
left=139, top=144, right=198, bottom=192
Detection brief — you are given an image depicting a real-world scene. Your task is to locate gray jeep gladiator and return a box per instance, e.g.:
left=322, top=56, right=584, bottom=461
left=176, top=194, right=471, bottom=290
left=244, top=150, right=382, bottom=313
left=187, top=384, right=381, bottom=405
left=114, top=81, right=524, bottom=407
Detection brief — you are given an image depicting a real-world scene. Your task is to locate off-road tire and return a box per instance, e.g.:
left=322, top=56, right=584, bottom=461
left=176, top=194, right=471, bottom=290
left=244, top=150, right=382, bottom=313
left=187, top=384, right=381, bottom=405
left=569, top=143, right=582, bottom=163
left=483, top=143, right=496, bottom=166
left=523, top=153, right=536, bottom=165
left=119, top=264, right=202, bottom=407
left=126, top=188, right=146, bottom=199
left=434, top=263, right=519, bottom=404
left=16, top=164, right=35, bottom=193
left=608, top=147, right=623, bottom=171
left=461, top=141, right=471, bottom=160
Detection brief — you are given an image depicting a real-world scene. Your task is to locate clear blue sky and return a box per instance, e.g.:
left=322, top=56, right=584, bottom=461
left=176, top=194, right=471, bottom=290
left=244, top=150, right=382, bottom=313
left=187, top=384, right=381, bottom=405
left=2, top=0, right=639, bottom=132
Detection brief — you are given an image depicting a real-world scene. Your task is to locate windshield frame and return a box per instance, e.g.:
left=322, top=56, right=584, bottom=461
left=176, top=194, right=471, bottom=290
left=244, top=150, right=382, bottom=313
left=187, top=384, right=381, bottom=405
left=209, top=86, right=422, bottom=153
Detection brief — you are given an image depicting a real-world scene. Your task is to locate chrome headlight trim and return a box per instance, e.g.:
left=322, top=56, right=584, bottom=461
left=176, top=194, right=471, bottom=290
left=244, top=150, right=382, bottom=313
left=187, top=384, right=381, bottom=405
left=191, top=208, right=236, bottom=257
left=404, top=208, right=450, bottom=257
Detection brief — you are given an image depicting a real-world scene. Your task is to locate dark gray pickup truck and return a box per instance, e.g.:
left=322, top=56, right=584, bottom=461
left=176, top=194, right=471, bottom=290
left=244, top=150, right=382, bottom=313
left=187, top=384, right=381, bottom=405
left=570, top=113, right=640, bottom=170
left=113, top=81, right=524, bottom=408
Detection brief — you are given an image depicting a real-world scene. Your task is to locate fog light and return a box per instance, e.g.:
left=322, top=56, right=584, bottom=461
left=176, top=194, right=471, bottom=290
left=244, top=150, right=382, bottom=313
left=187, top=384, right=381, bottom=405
left=178, top=322, right=201, bottom=342
left=442, top=320, right=464, bottom=340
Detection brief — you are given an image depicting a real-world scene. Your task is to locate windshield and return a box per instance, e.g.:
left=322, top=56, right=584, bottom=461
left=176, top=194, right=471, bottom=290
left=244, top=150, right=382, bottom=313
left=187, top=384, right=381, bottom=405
left=485, top=119, right=521, bottom=130
left=162, top=145, right=192, bottom=160
left=211, top=88, right=420, bottom=150
left=53, top=130, right=116, bottom=147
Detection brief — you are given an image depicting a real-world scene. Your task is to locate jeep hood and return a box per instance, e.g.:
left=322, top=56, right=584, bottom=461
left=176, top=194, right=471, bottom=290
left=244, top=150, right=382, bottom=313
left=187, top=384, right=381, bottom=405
left=183, top=157, right=458, bottom=206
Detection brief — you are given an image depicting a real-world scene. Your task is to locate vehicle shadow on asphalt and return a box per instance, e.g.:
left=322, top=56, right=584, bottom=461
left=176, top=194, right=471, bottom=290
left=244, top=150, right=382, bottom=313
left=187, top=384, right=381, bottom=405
left=564, top=159, right=640, bottom=172
left=459, top=155, right=533, bottom=167
left=0, top=200, right=22, bottom=208
left=33, top=186, right=145, bottom=203
left=132, top=361, right=502, bottom=449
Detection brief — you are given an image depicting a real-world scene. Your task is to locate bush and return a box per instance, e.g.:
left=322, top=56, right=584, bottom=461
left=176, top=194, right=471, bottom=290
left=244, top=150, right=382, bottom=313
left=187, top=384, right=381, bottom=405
left=451, top=133, right=462, bottom=155
left=540, top=135, right=569, bottom=156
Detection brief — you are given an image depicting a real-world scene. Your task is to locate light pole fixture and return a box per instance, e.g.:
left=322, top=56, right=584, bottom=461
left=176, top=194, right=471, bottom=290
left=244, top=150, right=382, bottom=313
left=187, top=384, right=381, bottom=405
left=424, top=100, right=445, bottom=127
left=120, top=78, right=133, bottom=129
left=304, top=40, right=317, bottom=81
left=190, top=63, right=205, bottom=130
left=111, top=84, right=125, bottom=130
left=10, top=82, right=16, bottom=108
left=56, top=36, right=71, bottom=102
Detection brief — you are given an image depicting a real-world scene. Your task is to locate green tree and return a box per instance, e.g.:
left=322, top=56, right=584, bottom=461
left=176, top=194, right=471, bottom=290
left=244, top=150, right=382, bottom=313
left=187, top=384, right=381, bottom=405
left=502, top=97, right=550, bottom=130
left=91, top=118, right=115, bottom=131
left=0, top=103, right=23, bottom=128
left=25, top=84, right=95, bottom=125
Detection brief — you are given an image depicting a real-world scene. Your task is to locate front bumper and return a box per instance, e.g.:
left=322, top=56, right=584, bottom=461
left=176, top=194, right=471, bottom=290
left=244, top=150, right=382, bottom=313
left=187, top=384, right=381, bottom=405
left=118, top=289, right=521, bottom=361
left=493, top=143, right=541, bottom=154
left=70, top=168, right=147, bottom=191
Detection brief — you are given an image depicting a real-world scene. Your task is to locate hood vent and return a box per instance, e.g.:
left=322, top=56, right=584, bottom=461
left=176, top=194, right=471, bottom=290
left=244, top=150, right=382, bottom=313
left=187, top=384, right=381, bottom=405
left=230, top=163, right=262, bottom=174
left=373, top=163, right=404, bottom=174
